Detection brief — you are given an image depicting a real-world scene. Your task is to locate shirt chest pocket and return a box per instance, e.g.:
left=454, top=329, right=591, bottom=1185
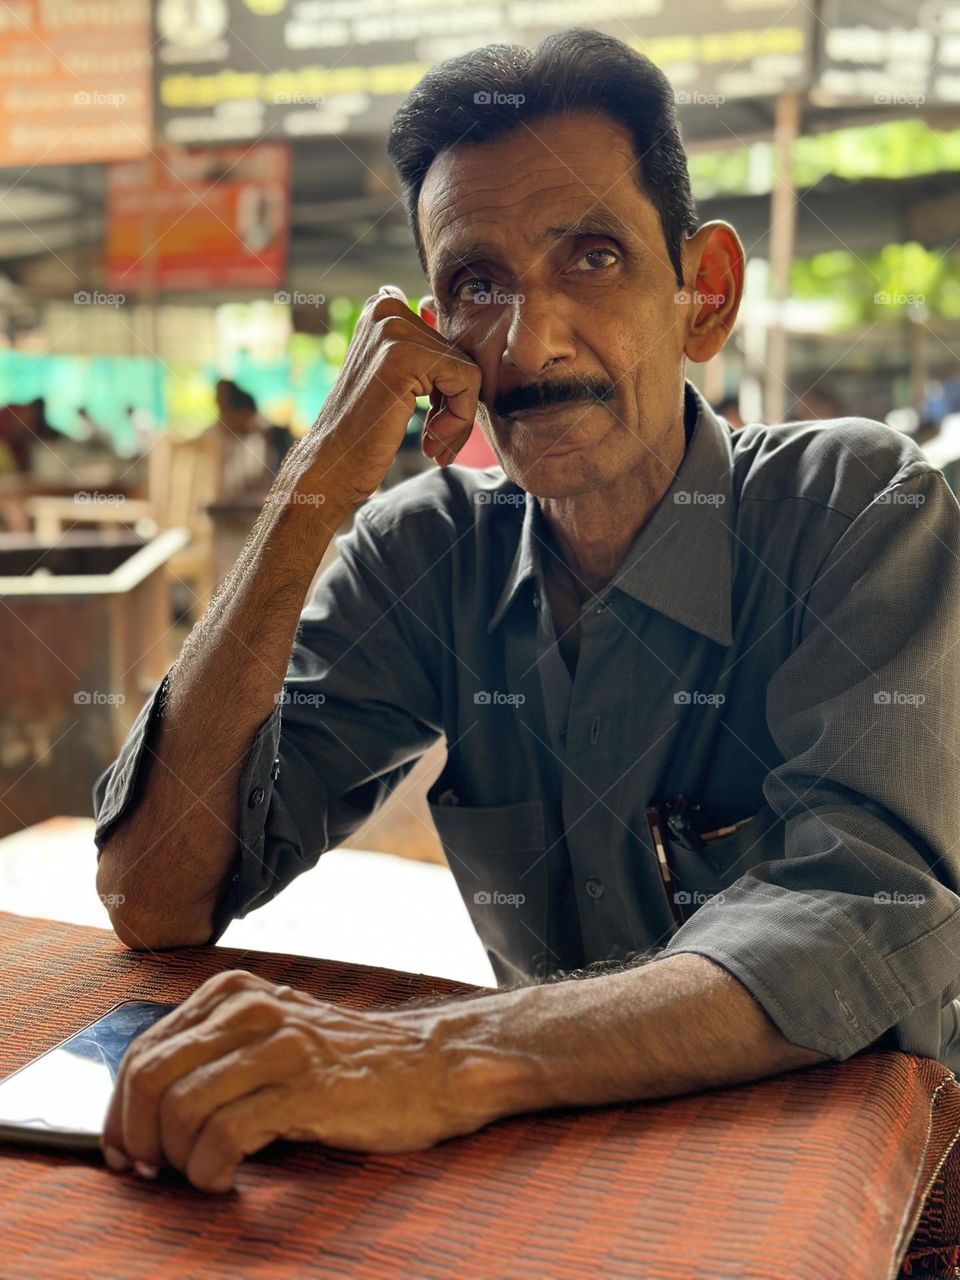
left=426, top=796, right=550, bottom=986
left=665, top=801, right=784, bottom=907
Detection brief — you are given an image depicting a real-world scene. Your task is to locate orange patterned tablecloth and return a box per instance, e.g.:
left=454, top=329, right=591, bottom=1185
left=0, top=912, right=958, bottom=1280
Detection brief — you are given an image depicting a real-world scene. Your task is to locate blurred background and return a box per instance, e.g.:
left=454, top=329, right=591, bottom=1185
left=0, top=0, right=958, bottom=976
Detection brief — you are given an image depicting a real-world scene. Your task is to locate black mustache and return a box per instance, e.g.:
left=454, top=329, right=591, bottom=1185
left=495, top=377, right=616, bottom=419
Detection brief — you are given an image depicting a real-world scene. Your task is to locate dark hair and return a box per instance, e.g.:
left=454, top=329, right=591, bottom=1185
left=217, top=378, right=257, bottom=413
left=387, top=28, right=698, bottom=289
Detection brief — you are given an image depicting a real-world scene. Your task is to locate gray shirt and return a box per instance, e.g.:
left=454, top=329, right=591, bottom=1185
left=93, top=382, right=960, bottom=1068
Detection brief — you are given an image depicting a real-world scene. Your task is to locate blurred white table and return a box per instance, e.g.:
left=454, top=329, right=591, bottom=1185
left=0, top=817, right=495, bottom=988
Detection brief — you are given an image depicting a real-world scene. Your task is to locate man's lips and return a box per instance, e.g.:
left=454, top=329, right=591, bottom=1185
left=506, top=400, right=598, bottom=423
left=505, top=400, right=597, bottom=452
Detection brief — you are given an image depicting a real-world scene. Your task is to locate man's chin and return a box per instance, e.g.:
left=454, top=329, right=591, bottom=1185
left=497, top=447, right=604, bottom=500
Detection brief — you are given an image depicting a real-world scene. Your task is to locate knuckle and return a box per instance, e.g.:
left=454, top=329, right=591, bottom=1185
left=372, top=314, right=399, bottom=340
left=209, top=969, right=257, bottom=994
left=125, top=1056, right=163, bottom=1107
left=372, top=305, right=410, bottom=334
left=269, top=1024, right=310, bottom=1067
left=223, top=988, right=282, bottom=1029
left=158, top=1077, right=198, bottom=1138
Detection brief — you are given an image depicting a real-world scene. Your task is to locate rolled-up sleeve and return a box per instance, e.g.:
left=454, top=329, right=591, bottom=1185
left=662, top=463, right=960, bottom=1062
left=93, top=504, right=444, bottom=943
left=92, top=668, right=172, bottom=841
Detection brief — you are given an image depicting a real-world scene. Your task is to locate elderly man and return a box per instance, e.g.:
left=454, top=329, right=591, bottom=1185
left=95, top=28, right=960, bottom=1192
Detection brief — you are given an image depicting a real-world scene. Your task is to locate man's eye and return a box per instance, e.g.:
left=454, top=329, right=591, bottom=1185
left=575, top=248, right=619, bottom=271
left=453, top=277, right=494, bottom=302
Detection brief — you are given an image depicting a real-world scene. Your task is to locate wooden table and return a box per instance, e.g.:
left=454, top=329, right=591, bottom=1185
left=1, top=913, right=958, bottom=1280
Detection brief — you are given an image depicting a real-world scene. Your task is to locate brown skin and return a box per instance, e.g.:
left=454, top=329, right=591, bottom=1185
left=101, top=110, right=827, bottom=1192
left=418, top=109, right=744, bottom=596
left=95, top=288, right=479, bottom=952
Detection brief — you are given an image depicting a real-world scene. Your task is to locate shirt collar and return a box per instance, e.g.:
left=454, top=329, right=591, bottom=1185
left=486, top=381, right=735, bottom=647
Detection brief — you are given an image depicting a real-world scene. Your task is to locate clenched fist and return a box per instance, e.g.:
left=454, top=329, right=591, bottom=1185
left=278, top=285, right=482, bottom=515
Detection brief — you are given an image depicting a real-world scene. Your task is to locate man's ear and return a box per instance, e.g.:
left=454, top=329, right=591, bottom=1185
left=418, top=295, right=437, bottom=329
left=679, top=222, right=745, bottom=363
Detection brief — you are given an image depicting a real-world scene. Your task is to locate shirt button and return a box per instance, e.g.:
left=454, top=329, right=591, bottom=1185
left=271, top=757, right=280, bottom=781
left=589, top=715, right=601, bottom=744
left=595, top=601, right=608, bottom=615
left=248, top=787, right=265, bottom=808
left=585, top=877, right=604, bottom=899
left=532, top=590, right=541, bottom=610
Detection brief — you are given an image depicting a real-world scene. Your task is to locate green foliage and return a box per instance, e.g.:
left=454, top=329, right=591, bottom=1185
left=688, top=119, right=960, bottom=326
left=790, top=242, right=960, bottom=326
left=688, top=120, right=960, bottom=198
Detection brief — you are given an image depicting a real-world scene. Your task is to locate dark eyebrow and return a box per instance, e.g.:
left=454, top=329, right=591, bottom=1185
left=538, top=210, right=634, bottom=244
left=431, top=240, right=505, bottom=292
left=431, top=209, right=634, bottom=291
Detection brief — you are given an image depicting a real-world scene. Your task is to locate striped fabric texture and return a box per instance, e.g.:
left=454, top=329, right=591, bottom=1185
left=0, top=913, right=958, bottom=1280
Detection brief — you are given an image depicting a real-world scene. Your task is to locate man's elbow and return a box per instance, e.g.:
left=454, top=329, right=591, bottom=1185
left=95, top=843, right=215, bottom=951
left=107, top=908, right=213, bottom=952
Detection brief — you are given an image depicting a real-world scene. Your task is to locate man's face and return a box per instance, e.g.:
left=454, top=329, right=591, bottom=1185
left=419, top=109, right=690, bottom=498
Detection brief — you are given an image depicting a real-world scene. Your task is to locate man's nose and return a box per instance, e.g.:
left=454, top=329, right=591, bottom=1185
left=500, top=293, right=576, bottom=378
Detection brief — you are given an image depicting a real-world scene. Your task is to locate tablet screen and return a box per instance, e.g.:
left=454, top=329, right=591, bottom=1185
left=0, top=1000, right=176, bottom=1150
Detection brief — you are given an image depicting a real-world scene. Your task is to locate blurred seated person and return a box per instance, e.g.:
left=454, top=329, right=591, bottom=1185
left=789, top=387, right=846, bottom=423
left=0, top=397, right=53, bottom=474
left=74, top=405, right=105, bottom=443
left=213, top=379, right=293, bottom=500
left=714, top=394, right=744, bottom=430
left=914, top=417, right=942, bottom=448
left=124, top=404, right=156, bottom=457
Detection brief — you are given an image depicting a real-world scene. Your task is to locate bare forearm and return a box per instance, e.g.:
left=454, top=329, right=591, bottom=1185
left=421, top=953, right=830, bottom=1126
left=98, top=475, right=353, bottom=948
left=97, top=286, right=484, bottom=949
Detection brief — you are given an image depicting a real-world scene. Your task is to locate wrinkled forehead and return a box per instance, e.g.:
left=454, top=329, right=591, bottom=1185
left=417, top=110, right=649, bottom=281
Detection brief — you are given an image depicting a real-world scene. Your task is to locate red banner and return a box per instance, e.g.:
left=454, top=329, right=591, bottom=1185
left=105, top=144, right=290, bottom=292
left=0, top=0, right=150, bottom=165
